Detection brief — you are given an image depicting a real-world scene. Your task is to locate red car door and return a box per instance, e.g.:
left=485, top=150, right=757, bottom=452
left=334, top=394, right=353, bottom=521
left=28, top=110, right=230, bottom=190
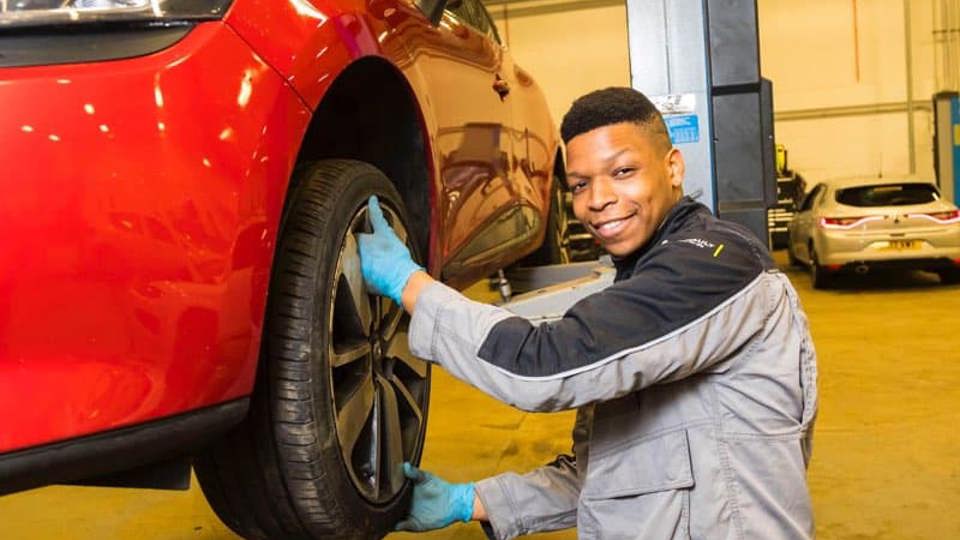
left=398, top=0, right=524, bottom=285
left=502, top=59, right=559, bottom=235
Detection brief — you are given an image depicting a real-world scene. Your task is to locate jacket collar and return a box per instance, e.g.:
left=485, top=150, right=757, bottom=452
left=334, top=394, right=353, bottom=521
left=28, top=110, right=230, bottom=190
left=612, top=196, right=709, bottom=278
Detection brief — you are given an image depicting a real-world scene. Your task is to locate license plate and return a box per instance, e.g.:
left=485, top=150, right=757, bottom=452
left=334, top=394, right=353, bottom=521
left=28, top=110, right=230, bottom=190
left=880, top=240, right=920, bottom=251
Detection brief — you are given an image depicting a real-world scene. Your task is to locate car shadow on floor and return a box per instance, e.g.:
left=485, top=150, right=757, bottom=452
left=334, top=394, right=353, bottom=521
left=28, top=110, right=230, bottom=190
left=827, top=270, right=949, bottom=292
left=769, top=251, right=956, bottom=292
left=787, top=265, right=950, bottom=292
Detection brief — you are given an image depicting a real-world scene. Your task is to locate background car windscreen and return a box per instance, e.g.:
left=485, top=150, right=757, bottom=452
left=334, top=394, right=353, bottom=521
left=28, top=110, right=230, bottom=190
left=836, top=183, right=939, bottom=207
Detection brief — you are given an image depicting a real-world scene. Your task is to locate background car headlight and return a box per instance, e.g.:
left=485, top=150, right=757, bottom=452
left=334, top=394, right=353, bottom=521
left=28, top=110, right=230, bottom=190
left=0, top=0, right=233, bottom=29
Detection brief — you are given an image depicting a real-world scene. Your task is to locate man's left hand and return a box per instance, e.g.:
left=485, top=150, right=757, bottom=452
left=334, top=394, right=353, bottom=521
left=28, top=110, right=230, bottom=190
left=394, top=463, right=475, bottom=532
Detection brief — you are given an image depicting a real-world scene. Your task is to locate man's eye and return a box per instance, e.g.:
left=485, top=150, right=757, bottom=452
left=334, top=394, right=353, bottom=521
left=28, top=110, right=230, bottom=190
left=613, top=167, right=635, bottom=177
left=570, top=181, right=587, bottom=193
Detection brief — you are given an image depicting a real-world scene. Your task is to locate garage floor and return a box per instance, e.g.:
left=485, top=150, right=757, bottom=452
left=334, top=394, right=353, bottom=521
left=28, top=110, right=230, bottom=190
left=2, top=253, right=958, bottom=539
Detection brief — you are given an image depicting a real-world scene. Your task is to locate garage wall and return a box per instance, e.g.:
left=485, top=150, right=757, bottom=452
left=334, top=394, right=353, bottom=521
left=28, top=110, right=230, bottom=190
left=487, top=0, right=944, bottom=186
left=486, top=0, right=631, bottom=128
left=759, top=0, right=938, bottom=185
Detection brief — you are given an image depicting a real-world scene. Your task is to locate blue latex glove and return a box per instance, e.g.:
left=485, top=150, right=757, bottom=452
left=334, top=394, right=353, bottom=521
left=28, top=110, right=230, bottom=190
left=357, top=195, right=423, bottom=304
left=395, top=462, right=475, bottom=532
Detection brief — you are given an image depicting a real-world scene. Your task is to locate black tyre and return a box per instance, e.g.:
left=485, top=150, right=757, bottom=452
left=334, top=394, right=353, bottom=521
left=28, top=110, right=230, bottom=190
left=810, top=247, right=831, bottom=290
left=938, top=268, right=960, bottom=285
left=195, top=160, right=430, bottom=540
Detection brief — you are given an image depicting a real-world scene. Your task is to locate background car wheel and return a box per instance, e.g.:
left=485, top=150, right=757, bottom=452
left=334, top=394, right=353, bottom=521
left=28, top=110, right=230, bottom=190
left=195, top=160, right=430, bottom=540
left=518, top=175, right=571, bottom=265
left=937, top=268, right=960, bottom=285
left=810, top=247, right=831, bottom=289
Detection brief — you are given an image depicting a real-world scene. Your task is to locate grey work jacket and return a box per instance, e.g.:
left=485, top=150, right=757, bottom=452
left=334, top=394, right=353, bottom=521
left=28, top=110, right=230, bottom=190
left=408, top=198, right=818, bottom=539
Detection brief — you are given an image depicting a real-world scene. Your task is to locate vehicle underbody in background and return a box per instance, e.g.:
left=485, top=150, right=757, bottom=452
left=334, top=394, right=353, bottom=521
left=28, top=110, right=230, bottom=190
left=0, top=0, right=565, bottom=537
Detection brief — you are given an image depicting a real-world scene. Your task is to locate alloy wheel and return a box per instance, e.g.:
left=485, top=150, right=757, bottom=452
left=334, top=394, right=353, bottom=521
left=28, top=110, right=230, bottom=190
left=327, top=203, right=429, bottom=503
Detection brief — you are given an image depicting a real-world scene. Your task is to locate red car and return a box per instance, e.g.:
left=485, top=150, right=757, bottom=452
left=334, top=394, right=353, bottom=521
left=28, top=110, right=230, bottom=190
left=0, top=0, right=562, bottom=537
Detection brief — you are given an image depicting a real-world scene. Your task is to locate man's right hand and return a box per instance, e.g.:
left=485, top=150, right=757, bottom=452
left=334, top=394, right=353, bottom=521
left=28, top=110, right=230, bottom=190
left=357, top=195, right=423, bottom=305
left=394, top=462, right=476, bottom=532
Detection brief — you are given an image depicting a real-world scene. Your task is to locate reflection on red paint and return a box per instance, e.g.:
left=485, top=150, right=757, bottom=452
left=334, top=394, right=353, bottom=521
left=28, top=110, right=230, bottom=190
left=0, top=0, right=558, bottom=454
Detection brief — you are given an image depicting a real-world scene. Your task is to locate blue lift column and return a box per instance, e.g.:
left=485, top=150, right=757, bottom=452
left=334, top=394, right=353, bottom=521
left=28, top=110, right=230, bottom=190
left=625, top=0, right=776, bottom=246
left=933, top=91, right=960, bottom=206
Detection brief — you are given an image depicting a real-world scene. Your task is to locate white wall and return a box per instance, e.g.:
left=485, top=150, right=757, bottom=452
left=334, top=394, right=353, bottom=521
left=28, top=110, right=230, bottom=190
left=759, top=0, right=937, bottom=185
left=488, top=0, right=942, bottom=186
left=488, top=0, right=631, bottom=127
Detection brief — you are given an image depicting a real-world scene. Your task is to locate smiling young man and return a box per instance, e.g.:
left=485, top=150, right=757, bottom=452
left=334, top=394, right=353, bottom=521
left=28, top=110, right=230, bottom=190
left=359, top=87, right=818, bottom=539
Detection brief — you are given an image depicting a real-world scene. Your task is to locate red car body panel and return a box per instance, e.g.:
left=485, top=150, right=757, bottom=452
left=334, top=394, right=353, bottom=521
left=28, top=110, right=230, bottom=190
left=224, top=0, right=559, bottom=280
left=0, top=23, right=310, bottom=452
left=0, top=0, right=558, bottom=458
left=224, top=0, right=355, bottom=109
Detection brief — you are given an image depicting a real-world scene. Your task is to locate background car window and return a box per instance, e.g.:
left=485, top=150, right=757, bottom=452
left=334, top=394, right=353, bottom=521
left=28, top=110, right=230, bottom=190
left=446, top=0, right=500, bottom=43
left=835, top=183, right=939, bottom=207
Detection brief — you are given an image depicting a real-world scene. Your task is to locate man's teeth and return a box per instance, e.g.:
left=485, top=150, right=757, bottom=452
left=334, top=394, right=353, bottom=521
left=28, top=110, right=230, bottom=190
left=598, top=219, right=624, bottom=231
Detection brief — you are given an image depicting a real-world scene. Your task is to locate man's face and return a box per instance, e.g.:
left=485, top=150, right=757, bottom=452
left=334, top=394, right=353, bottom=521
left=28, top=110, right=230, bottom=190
left=565, top=122, right=685, bottom=257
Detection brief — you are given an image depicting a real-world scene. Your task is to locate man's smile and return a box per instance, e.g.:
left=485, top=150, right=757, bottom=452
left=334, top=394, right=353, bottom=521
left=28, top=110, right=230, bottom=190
left=590, top=212, right=637, bottom=239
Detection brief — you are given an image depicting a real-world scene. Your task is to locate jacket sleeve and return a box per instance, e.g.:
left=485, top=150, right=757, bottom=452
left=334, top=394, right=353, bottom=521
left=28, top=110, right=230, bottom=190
left=408, top=234, right=771, bottom=412
left=476, top=456, right=579, bottom=540
left=474, top=406, right=592, bottom=540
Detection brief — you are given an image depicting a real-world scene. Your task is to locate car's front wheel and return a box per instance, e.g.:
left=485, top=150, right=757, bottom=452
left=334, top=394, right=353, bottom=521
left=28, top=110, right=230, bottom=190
left=195, top=160, right=430, bottom=540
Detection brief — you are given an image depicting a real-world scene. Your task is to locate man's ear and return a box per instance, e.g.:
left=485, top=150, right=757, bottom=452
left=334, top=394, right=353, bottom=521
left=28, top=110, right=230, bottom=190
left=665, top=147, right=685, bottom=188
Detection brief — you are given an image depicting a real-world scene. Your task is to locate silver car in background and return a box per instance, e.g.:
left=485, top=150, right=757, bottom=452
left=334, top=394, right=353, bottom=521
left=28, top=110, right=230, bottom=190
left=787, top=177, right=960, bottom=288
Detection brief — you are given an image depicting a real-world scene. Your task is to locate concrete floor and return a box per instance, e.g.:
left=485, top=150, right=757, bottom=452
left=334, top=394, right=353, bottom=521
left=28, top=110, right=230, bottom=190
left=2, top=253, right=959, bottom=539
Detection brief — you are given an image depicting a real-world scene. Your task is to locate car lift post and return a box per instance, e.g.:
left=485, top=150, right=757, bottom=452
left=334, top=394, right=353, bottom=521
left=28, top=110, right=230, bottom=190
left=625, top=0, right=777, bottom=246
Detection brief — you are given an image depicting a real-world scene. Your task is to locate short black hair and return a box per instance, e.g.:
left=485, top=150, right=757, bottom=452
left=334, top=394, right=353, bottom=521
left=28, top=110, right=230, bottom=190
left=560, top=87, right=670, bottom=149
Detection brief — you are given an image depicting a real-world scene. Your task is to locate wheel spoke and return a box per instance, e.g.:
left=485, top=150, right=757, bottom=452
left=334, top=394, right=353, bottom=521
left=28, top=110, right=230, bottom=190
left=388, top=372, right=424, bottom=424
left=336, top=373, right=375, bottom=456
left=340, top=232, right=373, bottom=333
left=380, top=298, right=404, bottom=341
left=388, top=331, right=429, bottom=378
left=368, top=389, right=382, bottom=498
left=331, top=340, right=371, bottom=368
left=377, top=375, right=406, bottom=491
left=371, top=294, right=383, bottom=333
